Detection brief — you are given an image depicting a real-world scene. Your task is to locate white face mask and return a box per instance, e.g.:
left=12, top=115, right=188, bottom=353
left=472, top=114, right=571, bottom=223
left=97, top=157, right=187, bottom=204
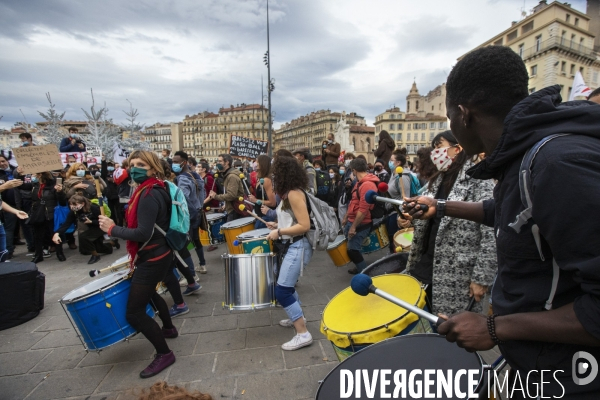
left=430, top=146, right=455, bottom=172
left=329, top=173, right=335, bottom=179
left=70, top=204, right=83, bottom=211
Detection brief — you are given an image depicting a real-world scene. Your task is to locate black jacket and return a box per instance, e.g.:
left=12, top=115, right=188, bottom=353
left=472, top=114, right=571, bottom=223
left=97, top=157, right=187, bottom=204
left=472, top=86, right=600, bottom=397
left=0, top=167, right=17, bottom=207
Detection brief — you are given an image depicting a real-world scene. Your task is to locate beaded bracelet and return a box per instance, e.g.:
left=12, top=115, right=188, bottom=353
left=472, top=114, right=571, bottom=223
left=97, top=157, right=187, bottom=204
left=487, top=314, right=506, bottom=345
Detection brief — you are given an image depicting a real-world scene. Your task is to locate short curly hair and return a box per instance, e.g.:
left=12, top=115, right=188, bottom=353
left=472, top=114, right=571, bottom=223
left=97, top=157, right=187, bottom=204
left=271, top=156, right=308, bottom=196
left=447, top=46, right=529, bottom=119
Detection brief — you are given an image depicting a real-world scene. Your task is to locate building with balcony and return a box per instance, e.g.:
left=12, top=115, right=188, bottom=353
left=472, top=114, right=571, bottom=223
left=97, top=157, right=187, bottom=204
left=274, top=110, right=367, bottom=156
left=143, top=123, right=175, bottom=155
left=462, top=0, right=600, bottom=98
left=374, top=82, right=449, bottom=157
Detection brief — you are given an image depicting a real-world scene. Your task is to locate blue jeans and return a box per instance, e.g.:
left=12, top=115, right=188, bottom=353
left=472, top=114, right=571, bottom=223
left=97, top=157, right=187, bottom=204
left=276, top=237, right=313, bottom=322
left=0, top=224, right=8, bottom=262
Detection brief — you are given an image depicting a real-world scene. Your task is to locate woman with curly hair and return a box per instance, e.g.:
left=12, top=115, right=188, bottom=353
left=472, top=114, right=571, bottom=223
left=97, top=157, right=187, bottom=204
left=265, top=156, right=313, bottom=351
left=248, top=154, right=276, bottom=229
left=98, top=150, right=177, bottom=378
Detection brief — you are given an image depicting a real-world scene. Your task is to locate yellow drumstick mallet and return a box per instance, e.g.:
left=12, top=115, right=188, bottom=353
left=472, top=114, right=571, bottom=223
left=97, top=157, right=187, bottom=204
left=239, top=173, right=251, bottom=195
left=395, top=246, right=403, bottom=253
left=239, top=204, right=268, bottom=226
left=395, top=166, right=406, bottom=199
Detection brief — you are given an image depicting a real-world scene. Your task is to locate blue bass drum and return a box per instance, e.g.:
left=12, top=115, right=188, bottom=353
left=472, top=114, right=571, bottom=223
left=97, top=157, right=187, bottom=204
left=60, top=270, right=154, bottom=351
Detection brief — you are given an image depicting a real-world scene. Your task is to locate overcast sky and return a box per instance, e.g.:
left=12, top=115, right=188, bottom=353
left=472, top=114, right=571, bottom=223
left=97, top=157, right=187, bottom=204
left=0, top=0, right=587, bottom=131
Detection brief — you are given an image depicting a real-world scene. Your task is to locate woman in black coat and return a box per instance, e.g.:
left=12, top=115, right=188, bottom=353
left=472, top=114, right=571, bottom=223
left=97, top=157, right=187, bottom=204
left=374, top=130, right=396, bottom=167
left=30, top=172, right=65, bottom=263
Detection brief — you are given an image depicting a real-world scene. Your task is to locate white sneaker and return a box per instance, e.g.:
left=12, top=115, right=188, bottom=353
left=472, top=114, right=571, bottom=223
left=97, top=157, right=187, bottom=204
left=197, top=265, right=207, bottom=274
left=281, top=332, right=313, bottom=351
left=43, top=249, right=51, bottom=258
left=157, top=282, right=168, bottom=295
left=279, top=317, right=306, bottom=327
left=179, top=275, right=188, bottom=287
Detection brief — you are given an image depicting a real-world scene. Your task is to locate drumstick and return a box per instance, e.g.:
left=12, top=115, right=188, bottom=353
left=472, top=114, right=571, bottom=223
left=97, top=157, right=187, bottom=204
left=233, top=236, right=269, bottom=246
left=395, top=166, right=406, bottom=199
left=259, top=178, right=265, bottom=202
left=239, top=173, right=251, bottom=195
left=239, top=197, right=261, bottom=207
left=238, top=204, right=268, bottom=225
left=89, top=259, right=130, bottom=277
left=351, top=274, right=444, bottom=326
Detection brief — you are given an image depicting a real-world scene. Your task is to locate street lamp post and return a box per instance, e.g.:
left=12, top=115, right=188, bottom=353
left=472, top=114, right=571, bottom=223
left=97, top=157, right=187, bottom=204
left=264, top=0, right=274, bottom=157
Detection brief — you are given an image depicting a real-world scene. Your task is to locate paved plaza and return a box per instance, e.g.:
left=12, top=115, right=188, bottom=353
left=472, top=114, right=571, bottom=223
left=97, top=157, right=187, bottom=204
left=0, top=240, right=501, bottom=400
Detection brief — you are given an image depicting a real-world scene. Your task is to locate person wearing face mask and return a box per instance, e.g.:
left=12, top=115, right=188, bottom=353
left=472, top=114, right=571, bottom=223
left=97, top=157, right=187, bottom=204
left=18, top=133, right=34, bottom=147
left=53, top=195, right=110, bottom=264
left=403, top=131, right=496, bottom=317
left=373, top=158, right=390, bottom=184
left=207, top=154, right=244, bottom=222
left=100, top=159, right=121, bottom=226
left=327, top=166, right=341, bottom=213
left=62, top=163, right=103, bottom=200
left=97, top=151, right=177, bottom=378
left=29, top=172, right=66, bottom=263
left=322, top=133, right=341, bottom=170
left=385, top=150, right=413, bottom=253
left=59, top=128, right=86, bottom=152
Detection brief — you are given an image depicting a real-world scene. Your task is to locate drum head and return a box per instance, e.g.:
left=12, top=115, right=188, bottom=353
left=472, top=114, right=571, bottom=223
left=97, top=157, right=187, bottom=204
left=61, top=270, right=128, bottom=303
left=238, top=228, right=271, bottom=240
left=362, top=253, right=408, bottom=277
left=222, top=217, right=255, bottom=229
left=394, top=228, right=414, bottom=247
left=321, top=274, right=426, bottom=347
left=316, top=334, right=483, bottom=400
left=207, top=213, right=227, bottom=221
left=327, top=235, right=346, bottom=249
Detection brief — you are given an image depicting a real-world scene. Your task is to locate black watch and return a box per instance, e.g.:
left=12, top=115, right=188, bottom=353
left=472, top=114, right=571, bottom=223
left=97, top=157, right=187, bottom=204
left=436, top=199, right=446, bottom=218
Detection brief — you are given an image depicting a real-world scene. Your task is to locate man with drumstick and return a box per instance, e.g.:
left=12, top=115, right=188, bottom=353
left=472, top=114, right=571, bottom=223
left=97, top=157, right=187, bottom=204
left=404, top=45, right=600, bottom=398
left=206, top=154, right=244, bottom=222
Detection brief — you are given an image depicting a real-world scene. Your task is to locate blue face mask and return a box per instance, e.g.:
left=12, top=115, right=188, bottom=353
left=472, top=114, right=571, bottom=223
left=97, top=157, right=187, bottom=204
left=31, top=176, right=38, bottom=183
left=76, top=170, right=86, bottom=177
left=107, top=166, right=115, bottom=172
left=339, top=169, right=345, bottom=174
left=389, top=161, right=395, bottom=170
left=315, top=167, right=321, bottom=171
left=172, top=163, right=182, bottom=173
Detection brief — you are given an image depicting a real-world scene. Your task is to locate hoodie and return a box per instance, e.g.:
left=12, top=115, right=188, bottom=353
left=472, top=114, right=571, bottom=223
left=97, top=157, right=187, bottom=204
left=346, top=173, right=379, bottom=225
left=470, top=85, right=600, bottom=397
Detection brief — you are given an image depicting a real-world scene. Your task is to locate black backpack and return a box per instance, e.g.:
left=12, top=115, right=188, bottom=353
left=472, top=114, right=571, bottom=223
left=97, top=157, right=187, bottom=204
left=315, top=170, right=332, bottom=202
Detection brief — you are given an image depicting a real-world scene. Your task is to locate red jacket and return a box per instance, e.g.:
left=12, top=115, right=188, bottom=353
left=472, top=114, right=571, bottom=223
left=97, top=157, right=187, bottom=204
left=203, top=173, right=220, bottom=208
left=347, top=173, right=379, bottom=224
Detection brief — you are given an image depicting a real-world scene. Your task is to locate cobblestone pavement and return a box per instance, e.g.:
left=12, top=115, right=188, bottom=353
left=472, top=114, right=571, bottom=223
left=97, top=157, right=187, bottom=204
left=0, top=239, right=501, bottom=400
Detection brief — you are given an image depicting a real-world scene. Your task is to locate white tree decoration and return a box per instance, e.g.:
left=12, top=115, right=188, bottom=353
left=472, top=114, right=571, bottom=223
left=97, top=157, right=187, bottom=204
left=81, top=88, right=122, bottom=159
left=37, top=92, right=66, bottom=147
left=120, top=100, right=150, bottom=151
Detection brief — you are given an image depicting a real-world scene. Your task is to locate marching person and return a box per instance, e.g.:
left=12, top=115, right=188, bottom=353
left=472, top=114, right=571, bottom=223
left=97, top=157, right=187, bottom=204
left=292, top=147, right=316, bottom=195
left=266, top=155, right=313, bottom=351
left=343, top=158, right=379, bottom=274
left=207, top=154, right=244, bottom=222
left=248, top=154, right=276, bottom=229
left=404, top=45, right=600, bottom=398
left=98, top=150, right=177, bottom=379
left=386, top=150, right=412, bottom=252
left=322, top=133, right=341, bottom=170
left=404, top=131, right=496, bottom=315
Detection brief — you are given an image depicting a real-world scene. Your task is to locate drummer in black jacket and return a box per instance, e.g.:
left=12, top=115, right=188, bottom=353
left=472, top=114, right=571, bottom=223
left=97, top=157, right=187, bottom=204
left=405, top=46, right=600, bottom=398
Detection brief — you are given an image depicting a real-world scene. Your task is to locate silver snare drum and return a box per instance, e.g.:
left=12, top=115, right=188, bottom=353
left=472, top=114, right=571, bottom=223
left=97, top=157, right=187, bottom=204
left=222, top=253, right=277, bottom=311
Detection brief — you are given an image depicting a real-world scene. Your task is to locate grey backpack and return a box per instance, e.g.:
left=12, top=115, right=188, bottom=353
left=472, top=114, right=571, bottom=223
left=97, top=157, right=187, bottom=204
left=303, top=191, right=340, bottom=250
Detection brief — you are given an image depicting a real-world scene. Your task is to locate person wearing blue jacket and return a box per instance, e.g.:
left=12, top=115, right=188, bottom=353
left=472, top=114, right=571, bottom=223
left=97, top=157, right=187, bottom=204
left=59, top=127, right=86, bottom=152
left=405, top=45, right=600, bottom=399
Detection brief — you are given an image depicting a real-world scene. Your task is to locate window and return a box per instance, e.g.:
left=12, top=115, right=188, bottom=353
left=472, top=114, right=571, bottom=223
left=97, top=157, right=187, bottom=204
left=397, top=133, right=402, bottom=141
left=561, top=61, right=566, bottom=73
left=390, top=114, right=395, bottom=119
left=389, top=124, right=395, bottom=130
left=507, top=30, right=518, bottom=42
left=530, top=65, right=538, bottom=76
left=421, top=133, right=426, bottom=141
left=535, top=35, right=542, bottom=52
left=575, top=18, right=579, bottom=27
left=438, top=122, right=446, bottom=129
left=429, top=132, right=434, bottom=140
left=593, top=71, right=598, bottom=84
left=407, top=101, right=410, bottom=112
left=570, top=64, right=576, bottom=75
left=416, top=101, right=419, bottom=110
left=407, top=145, right=412, bottom=153
left=580, top=37, right=585, bottom=49
left=566, top=14, right=571, bottom=23
left=571, top=34, right=576, bottom=47
left=522, top=21, right=534, bottom=34
left=430, top=122, right=436, bottom=129
left=432, top=106, right=434, bottom=111
left=568, top=86, right=572, bottom=98
left=518, top=44, right=524, bottom=58
left=561, top=30, right=566, bottom=45
left=398, top=123, right=403, bottom=130
left=407, top=133, right=411, bottom=141
left=494, top=38, right=503, bottom=46
left=580, top=67, right=584, bottom=75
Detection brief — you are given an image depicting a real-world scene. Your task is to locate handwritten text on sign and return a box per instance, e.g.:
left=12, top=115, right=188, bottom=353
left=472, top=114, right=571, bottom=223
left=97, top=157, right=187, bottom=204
left=13, top=144, right=64, bottom=174
left=229, top=135, right=269, bottom=160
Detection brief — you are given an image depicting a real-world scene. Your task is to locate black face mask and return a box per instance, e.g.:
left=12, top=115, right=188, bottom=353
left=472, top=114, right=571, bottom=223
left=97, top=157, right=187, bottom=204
left=374, top=166, right=382, bottom=172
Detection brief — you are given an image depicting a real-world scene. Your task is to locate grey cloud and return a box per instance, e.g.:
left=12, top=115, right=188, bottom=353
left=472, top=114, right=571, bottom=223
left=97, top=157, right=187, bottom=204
left=395, top=16, right=473, bottom=54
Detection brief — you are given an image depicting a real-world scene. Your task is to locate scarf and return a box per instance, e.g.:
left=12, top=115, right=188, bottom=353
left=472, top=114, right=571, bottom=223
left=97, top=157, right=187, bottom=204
left=125, top=177, right=165, bottom=263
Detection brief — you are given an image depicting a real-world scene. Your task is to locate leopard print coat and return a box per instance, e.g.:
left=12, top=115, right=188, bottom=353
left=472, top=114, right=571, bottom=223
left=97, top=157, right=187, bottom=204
left=405, top=161, right=497, bottom=315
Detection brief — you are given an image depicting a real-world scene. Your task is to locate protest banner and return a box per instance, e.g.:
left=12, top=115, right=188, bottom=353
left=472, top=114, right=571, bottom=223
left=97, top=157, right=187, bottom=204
left=60, top=152, right=85, bottom=166
left=12, top=144, right=64, bottom=174
left=229, top=135, right=269, bottom=160
left=85, top=146, right=102, bottom=164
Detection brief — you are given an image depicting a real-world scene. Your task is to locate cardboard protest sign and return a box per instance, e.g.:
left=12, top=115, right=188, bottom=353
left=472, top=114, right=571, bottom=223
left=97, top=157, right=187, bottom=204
left=12, top=144, right=64, bottom=174
left=85, top=146, right=102, bottom=164
left=60, top=152, right=85, bottom=166
left=229, top=135, right=269, bottom=160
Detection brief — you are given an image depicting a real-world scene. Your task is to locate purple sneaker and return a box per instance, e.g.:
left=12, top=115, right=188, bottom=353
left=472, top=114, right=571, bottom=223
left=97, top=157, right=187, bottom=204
left=162, top=327, right=178, bottom=339
left=139, top=351, right=176, bottom=379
